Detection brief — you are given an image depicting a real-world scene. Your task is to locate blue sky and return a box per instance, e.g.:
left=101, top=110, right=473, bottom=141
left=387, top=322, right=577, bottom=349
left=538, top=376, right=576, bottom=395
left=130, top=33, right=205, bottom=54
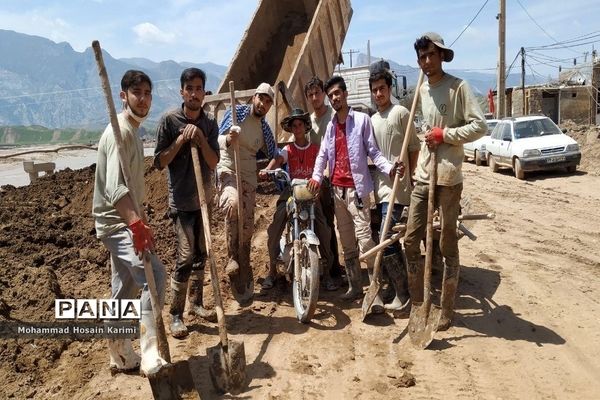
left=1, top=0, right=599, bottom=80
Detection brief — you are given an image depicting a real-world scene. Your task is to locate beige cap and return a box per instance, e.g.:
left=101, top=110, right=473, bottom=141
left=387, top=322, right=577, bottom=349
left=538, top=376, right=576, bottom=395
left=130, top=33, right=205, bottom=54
left=420, top=32, right=454, bottom=62
left=255, top=82, right=274, bottom=100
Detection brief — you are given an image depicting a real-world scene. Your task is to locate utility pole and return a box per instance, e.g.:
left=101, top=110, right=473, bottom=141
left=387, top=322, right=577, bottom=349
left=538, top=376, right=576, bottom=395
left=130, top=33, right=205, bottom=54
left=497, top=0, right=506, bottom=118
left=521, top=47, right=526, bottom=116
left=343, top=49, right=359, bottom=68
left=367, top=40, right=371, bottom=65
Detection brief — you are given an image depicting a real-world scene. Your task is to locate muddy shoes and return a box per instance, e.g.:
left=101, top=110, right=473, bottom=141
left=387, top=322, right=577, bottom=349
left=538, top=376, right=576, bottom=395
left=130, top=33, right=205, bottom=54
left=340, top=257, right=363, bottom=300
left=108, top=339, right=140, bottom=374
left=169, top=278, right=188, bottom=338
left=383, top=253, right=411, bottom=317
left=140, top=310, right=169, bottom=377
left=188, top=270, right=217, bottom=322
left=438, top=264, right=460, bottom=331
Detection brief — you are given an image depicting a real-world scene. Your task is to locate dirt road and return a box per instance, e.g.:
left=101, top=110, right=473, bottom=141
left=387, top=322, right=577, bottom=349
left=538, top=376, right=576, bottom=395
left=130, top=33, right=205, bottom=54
left=2, top=159, right=599, bottom=399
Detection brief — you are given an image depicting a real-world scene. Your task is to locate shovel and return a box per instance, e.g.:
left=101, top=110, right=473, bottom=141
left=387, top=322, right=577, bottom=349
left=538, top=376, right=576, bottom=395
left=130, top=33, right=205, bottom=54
left=362, top=70, right=424, bottom=320
left=407, top=147, right=442, bottom=349
left=92, top=41, right=179, bottom=398
left=191, top=146, right=247, bottom=394
left=227, top=81, right=254, bottom=306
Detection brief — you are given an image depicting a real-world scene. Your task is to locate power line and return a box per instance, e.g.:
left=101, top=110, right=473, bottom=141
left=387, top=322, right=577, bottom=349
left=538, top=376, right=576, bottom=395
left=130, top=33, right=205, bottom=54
left=525, top=31, right=600, bottom=50
left=449, top=0, right=491, bottom=47
left=515, top=0, right=580, bottom=55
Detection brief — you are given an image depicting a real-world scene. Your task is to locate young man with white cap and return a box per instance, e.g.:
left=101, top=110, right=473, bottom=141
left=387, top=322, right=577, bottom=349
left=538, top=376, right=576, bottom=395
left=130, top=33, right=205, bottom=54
left=404, top=32, right=486, bottom=330
left=217, top=82, right=277, bottom=304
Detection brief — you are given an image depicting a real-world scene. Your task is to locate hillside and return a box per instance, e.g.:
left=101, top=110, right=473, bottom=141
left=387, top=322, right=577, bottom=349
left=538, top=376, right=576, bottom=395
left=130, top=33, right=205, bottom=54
left=0, top=30, right=225, bottom=130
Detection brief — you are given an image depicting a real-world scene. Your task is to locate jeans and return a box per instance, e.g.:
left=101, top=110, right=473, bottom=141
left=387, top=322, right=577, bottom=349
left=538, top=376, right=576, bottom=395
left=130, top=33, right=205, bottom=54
left=376, top=202, right=405, bottom=257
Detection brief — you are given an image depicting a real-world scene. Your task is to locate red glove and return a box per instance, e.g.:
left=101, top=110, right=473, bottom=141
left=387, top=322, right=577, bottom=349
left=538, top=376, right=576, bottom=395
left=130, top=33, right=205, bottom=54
left=426, top=126, right=444, bottom=147
left=307, top=178, right=321, bottom=194
left=129, top=219, right=155, bottom=256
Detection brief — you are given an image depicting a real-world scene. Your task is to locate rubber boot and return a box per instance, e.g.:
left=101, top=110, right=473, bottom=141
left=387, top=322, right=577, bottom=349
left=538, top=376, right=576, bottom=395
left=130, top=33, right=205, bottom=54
left=188, top=270, right=217, bottom=322
left=225, top=222, right=240, bottom=277
left=383, top=253, right=411, bottom=316
left=140, top=310, right=168, bottom=377
left=108, top=339, right=140, bottom=374
left=168, top=278, right=188, bottom=338
left=438, top=264, right=460, bottom=331
left=406, top=260, right=424, bottom=304
left=340, top=257, right=363, bottom=300
left=367, top=269, right=385, bottom=314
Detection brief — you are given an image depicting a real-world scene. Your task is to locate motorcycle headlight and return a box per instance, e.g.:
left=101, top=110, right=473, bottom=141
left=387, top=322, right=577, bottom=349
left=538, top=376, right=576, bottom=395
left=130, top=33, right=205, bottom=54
left=299, top=209, right=309, bottom=221
left=523, top=149, right=541, bottom=157
left=566, top=143, right=579, bottom=152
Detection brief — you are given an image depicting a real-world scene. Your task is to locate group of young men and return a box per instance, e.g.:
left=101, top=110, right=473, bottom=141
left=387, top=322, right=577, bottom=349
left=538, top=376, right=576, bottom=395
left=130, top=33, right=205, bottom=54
left=92, top=32, right=486, bottom=375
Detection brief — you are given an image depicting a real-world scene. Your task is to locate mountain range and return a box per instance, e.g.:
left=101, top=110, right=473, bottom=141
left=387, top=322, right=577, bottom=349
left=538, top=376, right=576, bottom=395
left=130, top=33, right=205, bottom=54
left=0, top=30, right=225, bottom=130
left=1, top=30, right=547, bottom=131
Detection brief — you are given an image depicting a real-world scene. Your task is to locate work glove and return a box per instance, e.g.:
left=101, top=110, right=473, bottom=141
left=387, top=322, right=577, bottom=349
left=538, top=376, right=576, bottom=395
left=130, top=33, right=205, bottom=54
left=129, top=219, right=155, bottom=257
left=307, top=178, right=321, bottom=194
left=425, top=127, right=444, bottom=149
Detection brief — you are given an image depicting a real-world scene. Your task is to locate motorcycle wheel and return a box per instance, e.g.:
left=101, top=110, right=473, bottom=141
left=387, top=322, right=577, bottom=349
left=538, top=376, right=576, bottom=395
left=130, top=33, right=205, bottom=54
left=292, top=239, right=320, bottom=323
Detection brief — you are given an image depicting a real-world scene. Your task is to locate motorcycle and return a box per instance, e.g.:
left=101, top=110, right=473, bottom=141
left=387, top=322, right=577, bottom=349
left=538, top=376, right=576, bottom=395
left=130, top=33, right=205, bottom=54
left=262, top=168, right=321, bottom=323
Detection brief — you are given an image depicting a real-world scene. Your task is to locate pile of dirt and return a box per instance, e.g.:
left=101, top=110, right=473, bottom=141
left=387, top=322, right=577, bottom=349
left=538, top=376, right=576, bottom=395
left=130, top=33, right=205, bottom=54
left=0, top=158, right=277, bottom=399
left=560, top=120, right=600, bottom=175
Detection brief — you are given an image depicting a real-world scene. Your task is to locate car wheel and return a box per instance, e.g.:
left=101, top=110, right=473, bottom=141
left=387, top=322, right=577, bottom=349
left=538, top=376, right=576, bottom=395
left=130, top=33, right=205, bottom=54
left=566, top=165, right=577, bottom=173
left=489, top=154, right=499, bottom=172
left=475, top=150, right=482, bottom=166
left=514, top=158, right=525, bottom=180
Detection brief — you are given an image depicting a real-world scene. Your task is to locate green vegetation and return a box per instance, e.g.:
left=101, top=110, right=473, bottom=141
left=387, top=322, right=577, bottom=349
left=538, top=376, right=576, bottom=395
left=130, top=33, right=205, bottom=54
left=0, top=125, right=103, bottom=146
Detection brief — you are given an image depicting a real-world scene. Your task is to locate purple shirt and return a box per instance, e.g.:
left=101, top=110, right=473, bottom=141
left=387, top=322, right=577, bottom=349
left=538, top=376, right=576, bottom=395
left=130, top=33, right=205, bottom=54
left=312, top=108, right=392, bottom=200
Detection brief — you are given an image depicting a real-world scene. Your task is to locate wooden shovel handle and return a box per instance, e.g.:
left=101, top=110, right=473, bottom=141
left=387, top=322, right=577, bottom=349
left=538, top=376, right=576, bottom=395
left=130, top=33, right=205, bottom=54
left=423, top=149, right=437, bottom=310
left=229, top=81, right=244, bottom=249
left=190, top=147, right=228, bottom=347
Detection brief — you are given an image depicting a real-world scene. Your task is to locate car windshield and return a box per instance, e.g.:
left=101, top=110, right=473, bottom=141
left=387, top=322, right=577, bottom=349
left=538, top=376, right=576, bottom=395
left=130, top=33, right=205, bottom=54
left=486, top=121, right=497, bottom=136
left=514, top=118, right=562, bottom=139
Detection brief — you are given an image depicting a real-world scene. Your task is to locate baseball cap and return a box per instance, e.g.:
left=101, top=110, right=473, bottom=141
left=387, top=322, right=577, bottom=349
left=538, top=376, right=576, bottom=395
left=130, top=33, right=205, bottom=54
left=420, top=32, right=454, bottom=62
left=255, top=82, right=274, bottom=100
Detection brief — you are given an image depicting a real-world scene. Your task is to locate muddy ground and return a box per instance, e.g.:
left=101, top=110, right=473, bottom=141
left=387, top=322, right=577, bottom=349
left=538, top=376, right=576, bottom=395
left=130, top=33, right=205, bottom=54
left=1, top=123, right=599, bottom=399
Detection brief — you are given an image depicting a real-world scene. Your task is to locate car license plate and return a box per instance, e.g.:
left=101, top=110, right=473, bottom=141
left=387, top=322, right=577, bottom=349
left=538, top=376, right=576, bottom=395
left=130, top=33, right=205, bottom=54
left=546, top=155, right=566, bottom=164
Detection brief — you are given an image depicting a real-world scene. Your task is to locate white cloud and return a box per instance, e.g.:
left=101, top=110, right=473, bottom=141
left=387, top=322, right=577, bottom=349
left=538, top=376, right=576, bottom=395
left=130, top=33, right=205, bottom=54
left=132, top=22, right=176, bottom=45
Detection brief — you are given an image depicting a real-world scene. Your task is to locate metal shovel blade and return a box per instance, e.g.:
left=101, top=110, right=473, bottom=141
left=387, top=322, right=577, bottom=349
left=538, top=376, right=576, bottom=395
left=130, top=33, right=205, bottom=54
left=207, top=339, right=247, bottom=395
left=407, top=302, right=442, bottom=349
left=361, top=280, right=381, bottom=320
left=147, top=363, right=181, bottom=400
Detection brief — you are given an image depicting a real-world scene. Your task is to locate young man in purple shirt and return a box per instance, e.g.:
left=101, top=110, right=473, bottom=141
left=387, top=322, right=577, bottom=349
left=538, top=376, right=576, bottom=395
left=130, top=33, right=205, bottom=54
left=308, top=76, right=398, bottom=308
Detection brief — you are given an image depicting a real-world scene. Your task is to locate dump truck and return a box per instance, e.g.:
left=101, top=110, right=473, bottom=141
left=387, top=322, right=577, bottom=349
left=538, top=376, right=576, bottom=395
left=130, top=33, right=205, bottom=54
left=202, top=0, right=353, bottom=144
left=337, top=60, right=408, bottom=115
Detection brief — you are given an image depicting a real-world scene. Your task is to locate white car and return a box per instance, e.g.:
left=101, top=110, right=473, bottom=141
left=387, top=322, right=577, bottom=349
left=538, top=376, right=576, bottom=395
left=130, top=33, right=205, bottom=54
left=486, top=116, right=581, bottom=180
left=464, top=119, right=499, bottom=165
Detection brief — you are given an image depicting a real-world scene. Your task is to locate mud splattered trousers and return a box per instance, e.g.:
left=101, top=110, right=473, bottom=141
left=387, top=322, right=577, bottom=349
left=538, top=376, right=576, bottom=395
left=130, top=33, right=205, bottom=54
left=169, top=209, right=207, bottom=283
left=266, top=187, right=333, bottom=272
left=332, top=186, right=376, bottom=270
left=403, top=182, right=462, bottom=283
left=217, top=172, right=256, bottom=265
left=101, top=227, right=166, bottom=312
